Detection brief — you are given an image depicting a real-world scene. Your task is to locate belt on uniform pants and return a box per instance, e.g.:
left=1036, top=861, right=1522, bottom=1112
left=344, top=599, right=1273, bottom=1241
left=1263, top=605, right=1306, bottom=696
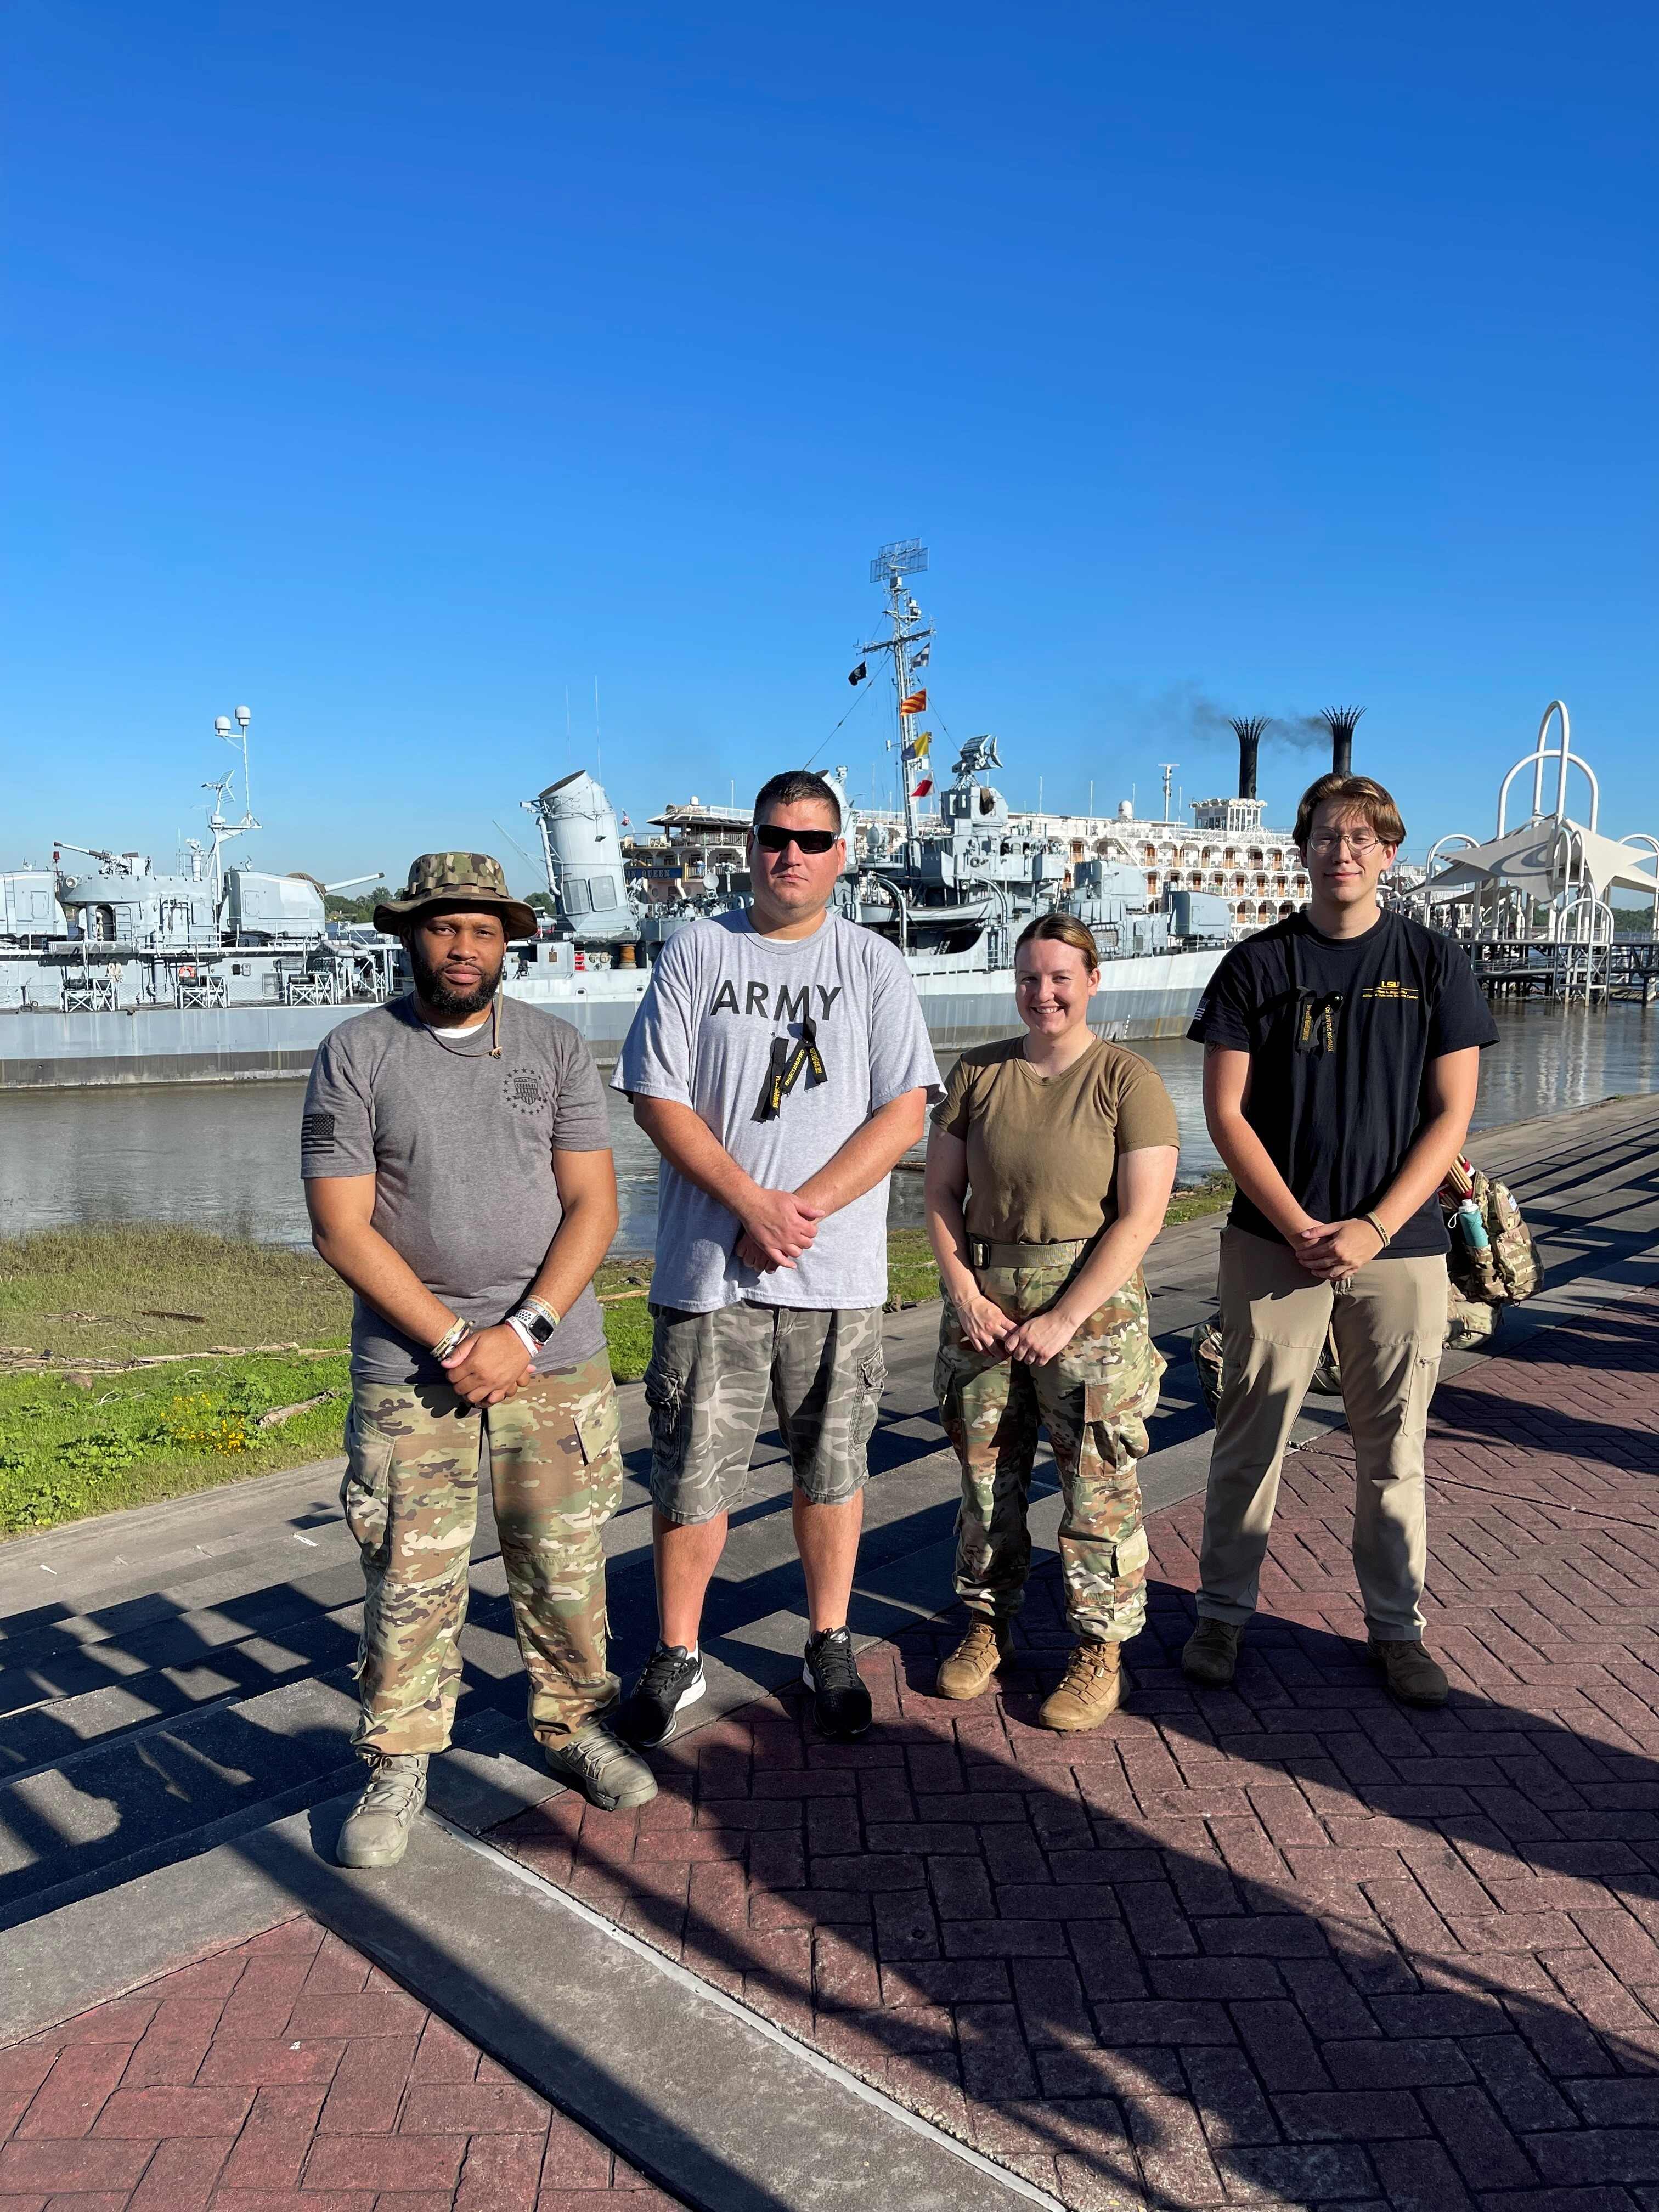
left=967, top=1235, right=1094, bottom=1270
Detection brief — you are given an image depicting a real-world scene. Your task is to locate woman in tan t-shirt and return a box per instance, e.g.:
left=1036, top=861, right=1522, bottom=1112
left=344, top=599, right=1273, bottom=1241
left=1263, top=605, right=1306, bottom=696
left=924, top=913, right=1180, bottom=1730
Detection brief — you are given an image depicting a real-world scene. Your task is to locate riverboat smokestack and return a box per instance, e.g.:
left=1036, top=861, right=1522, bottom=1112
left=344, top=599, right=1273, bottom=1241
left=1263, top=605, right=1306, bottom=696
left=1227, top=716, right=1267, bottom=801
left=1319, top=704, right=1365, bottom=778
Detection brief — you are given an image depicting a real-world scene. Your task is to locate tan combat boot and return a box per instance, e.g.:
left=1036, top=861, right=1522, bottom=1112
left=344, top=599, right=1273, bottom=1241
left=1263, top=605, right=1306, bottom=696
left=936, top=1620, right=1013, bottom=1702
left=1039, top=1640, right=1123, bottom=1731
left=336, top=1753, right=428, bottom=1869
left=1369, top=1639, right=1449, bottom=1708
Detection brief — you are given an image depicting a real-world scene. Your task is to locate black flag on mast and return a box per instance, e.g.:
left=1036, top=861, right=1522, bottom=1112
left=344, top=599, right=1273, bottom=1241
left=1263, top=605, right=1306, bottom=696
left=847, top=662, right=867, bottom=686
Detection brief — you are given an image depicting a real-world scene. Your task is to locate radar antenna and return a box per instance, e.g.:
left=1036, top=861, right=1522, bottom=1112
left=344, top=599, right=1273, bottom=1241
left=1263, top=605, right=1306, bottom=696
left=203, top=706, right=261, bottom=901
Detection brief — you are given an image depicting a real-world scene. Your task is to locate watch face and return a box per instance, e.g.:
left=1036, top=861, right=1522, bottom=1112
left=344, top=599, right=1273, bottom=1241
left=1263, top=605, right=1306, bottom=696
left=524, top=1310, right=555, bottom=1346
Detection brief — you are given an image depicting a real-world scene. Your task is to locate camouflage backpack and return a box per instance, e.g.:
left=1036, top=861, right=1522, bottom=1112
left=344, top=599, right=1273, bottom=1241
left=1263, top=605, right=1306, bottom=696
left=1191, top=1321, right=1225, bottom=1419
left=1445, top=1286, right=1500, bottom=1350
left=1440, top=1158, right=1543, bottom=1308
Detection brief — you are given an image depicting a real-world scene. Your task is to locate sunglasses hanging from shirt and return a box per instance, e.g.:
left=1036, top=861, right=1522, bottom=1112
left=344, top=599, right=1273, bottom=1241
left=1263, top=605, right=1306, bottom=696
left=753, top=1014, right=828, bottom=1121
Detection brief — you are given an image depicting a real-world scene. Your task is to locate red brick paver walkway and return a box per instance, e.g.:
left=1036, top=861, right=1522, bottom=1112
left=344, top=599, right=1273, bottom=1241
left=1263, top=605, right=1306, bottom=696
left=0, top=1917, right=680, bottom=2210
left=499, top=1291, right=1659, bottom=2210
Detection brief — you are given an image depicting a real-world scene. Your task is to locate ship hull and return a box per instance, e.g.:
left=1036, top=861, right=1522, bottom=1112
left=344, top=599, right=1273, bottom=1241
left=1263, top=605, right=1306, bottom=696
left=0, top=947, right=1223, bottom=1089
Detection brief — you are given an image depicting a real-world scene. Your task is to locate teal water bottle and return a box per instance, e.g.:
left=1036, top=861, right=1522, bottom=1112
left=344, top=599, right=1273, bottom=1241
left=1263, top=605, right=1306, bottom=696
left=1457, top=1197, right=1489, bottom=1252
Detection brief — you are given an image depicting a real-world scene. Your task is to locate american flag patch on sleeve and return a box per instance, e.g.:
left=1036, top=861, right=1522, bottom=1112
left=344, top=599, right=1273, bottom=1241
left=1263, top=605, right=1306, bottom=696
left=301, top=1110, right=337, bottom=1153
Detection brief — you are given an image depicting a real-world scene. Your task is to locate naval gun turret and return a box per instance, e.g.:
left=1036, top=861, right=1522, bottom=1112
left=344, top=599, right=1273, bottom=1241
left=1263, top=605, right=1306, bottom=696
left=0, top=870, right=66, bottom=946
left=223, top=871, right=327, bottom=944
left=54, top=856, right=217, bottom=948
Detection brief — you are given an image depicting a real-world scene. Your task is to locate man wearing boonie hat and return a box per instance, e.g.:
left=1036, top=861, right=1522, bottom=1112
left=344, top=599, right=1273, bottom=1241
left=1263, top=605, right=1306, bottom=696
left=302, top=850, right=654, bottom=1869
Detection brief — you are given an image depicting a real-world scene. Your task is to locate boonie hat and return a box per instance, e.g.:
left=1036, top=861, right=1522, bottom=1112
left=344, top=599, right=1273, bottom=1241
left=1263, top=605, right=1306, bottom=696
left=374, top=852, right=539, bottom=941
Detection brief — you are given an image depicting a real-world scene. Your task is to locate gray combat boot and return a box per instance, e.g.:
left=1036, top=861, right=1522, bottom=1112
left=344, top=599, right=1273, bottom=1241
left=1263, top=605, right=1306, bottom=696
left=544, top=1719, right=658, bottom=1812
left=336, top=1752, right=428, bottom=1868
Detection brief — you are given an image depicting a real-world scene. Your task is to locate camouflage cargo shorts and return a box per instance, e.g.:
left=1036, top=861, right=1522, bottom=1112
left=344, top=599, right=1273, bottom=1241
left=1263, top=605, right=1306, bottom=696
left=644, top=1301, right=886, bottom=1525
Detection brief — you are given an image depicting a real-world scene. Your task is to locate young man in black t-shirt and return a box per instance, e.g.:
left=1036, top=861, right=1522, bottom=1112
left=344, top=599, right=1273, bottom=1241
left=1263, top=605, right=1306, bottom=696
left=1183, top=773, right=1497, bottom=1706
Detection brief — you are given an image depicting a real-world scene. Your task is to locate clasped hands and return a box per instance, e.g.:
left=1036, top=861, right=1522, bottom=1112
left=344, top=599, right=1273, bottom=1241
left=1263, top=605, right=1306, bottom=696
left=733, top=1185, right=827, bottom=1273
left=441, top=1321, right=533, bottom=1406
left=955, top=1287, right=1080, bottom=1367
left=1293, top=1216, right=1387, bottom=1281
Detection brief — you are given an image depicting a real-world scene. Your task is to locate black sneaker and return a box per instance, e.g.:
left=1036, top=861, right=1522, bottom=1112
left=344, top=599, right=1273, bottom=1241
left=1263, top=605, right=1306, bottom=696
left=619, top=1643, right=706, bottom=1747
left=803, top=1627, right=872, bottom=1740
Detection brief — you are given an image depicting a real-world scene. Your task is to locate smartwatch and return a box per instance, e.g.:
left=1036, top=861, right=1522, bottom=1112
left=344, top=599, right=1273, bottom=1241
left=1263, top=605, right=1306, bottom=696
left=507, top=1304, right=557, bottom=1355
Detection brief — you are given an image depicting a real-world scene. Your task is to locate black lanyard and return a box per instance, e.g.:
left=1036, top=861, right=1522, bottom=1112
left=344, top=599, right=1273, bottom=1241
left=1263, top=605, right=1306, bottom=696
left=1288, top=930, right=1342, bottom=1058
left=753, top=1014, right=827, bottom=1121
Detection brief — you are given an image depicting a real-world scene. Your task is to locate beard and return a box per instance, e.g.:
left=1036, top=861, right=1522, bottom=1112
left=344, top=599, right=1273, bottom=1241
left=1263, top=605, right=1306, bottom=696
left=409, top=939, right=504, bottom=1018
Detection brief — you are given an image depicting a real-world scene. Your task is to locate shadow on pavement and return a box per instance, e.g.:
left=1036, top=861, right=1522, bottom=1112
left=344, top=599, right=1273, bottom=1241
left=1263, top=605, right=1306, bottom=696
left=488, top=1289, right=1659, bottom=2210
left=493, top=1576, right=1659, bottom=2211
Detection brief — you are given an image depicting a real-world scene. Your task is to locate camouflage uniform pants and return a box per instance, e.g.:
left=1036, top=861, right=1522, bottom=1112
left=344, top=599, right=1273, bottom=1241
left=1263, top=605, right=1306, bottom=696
left=934, top=1265, right=1164, bottom=1644
left=341, top=1349, right=623, bottom=1757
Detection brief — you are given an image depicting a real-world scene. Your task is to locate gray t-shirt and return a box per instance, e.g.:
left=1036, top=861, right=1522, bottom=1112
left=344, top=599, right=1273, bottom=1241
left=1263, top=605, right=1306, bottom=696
left=615, top=910, right=941, bottom=1312
left=301, top=996, right=612, bottom=1382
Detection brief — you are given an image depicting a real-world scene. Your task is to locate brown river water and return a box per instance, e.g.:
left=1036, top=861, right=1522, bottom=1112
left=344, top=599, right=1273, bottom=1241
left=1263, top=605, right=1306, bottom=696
left=2, top=997, right=1653, bottom=1255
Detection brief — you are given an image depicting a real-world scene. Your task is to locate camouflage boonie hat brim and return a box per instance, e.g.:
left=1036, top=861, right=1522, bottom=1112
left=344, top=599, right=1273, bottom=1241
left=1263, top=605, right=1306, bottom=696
left=375, top=853, right=539, bottom=942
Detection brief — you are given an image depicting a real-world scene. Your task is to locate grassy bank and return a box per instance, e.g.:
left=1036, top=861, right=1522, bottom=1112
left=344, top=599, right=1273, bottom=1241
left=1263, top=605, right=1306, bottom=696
left=0, top=1180, right=1234, bottom=1539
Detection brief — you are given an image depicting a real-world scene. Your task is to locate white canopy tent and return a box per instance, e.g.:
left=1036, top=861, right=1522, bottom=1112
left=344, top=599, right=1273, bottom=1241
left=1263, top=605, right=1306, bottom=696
left=1421, top=818, right=1659, bottom=906
left=1419, top=701, right=1658, bottom=926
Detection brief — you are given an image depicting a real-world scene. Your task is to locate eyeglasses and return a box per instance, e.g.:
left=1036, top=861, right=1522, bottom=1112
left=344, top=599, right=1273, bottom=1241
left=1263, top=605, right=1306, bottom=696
left=1307, top=831, right=1382, bottom=856
left=753, top=825, right=839, bottom=855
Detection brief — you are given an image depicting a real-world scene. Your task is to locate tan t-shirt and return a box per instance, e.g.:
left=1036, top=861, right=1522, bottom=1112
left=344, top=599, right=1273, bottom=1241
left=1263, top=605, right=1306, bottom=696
left=932, top=1035, right=1180, bottom=1244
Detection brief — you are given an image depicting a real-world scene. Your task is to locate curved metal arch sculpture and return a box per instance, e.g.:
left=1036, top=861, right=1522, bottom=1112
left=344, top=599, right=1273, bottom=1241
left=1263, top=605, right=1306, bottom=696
left=1497, top=699, right=1600, bottom=836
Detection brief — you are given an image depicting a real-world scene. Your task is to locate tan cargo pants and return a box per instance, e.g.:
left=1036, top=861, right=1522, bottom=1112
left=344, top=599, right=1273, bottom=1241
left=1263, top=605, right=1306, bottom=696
left=1196, top=1228, right=1449, bottom=1641
left=341, top=1349, right=623, bottom=1756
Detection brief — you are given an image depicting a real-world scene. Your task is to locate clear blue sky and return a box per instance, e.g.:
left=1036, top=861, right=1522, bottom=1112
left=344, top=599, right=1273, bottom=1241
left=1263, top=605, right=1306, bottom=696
left=5, top=1, right=1654, bottom=887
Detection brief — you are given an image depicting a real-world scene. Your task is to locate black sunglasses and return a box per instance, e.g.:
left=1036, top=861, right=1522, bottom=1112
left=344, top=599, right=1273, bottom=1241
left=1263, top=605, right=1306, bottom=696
left=753, top=824, right=839, bottom=855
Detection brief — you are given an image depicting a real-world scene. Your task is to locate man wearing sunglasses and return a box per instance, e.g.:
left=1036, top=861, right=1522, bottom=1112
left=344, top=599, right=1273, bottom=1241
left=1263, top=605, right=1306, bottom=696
left=1182, top=772, right=1496, bottom=1707
left=614, top=770, right=940, bottom=1744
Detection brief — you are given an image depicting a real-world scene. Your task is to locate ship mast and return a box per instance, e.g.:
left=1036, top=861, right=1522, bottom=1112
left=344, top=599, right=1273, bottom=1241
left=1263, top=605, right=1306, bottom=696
left=862, top=540, right=934, bottom=849
left=204, top=706, right=259, bottom=907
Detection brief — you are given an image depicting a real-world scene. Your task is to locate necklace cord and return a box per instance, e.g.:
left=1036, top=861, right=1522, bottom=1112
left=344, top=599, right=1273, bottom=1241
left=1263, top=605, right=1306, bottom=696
left=422, top=993, right=503, bottom=1058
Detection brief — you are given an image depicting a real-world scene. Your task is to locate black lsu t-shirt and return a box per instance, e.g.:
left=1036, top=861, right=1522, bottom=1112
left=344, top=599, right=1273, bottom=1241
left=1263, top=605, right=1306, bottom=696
left=1187, top=912, right=1498, bottom=1255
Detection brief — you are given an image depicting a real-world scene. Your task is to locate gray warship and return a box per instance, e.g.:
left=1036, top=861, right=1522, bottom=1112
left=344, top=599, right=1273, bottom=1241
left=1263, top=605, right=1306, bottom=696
left=0, top=710, right=397, bottom=1086
left=0, top=544, right=1248, bottom=1087
left=507, top=542, right=1234, bottom=1059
